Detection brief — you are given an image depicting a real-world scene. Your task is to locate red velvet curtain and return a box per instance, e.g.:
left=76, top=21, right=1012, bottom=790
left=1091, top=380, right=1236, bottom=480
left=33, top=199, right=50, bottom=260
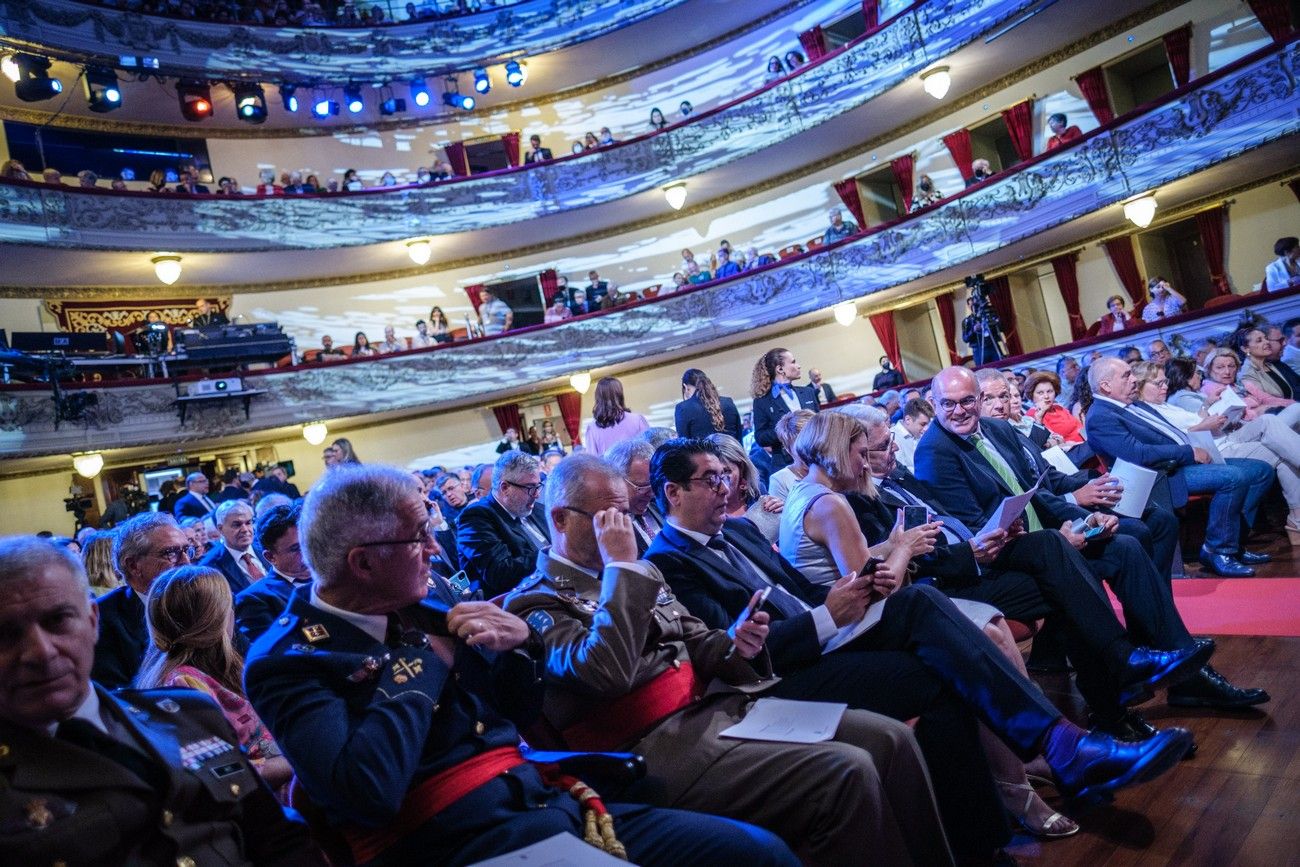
left=555, top=392, right=584, bottom=445
left=832, top=179, right=866, bottom=230
left=935, top=294, right=960, bottom=364
left=444, top=141, right=470, bottom=176
left=491, top=404, right=523, bottom=436
left=862, top=0, right=879, bottom=30
left=986, top=276, right=1023, bottom=357
left=538, top=268, right=560, bottom=304
left=1246, top=0, right=1294, bottom=42
left=1074, top=66, right=1115, bottom=124
left=1195, top=205, right=1232, bottom=296
left=1000, top=99, right=1034, bottom=162
left=465, top=284, right=486, bottom=313
left=1101, top=237, right=1146, bottom=307
left=798, top=26, right=828, bottom=61
left=941, top=129, right=974, bottom=182
left=1162, top=25, right=1192, bottom=88
left=501, top=132, right=522, bottom=168
left=890, top=155, right=915, bottom=212
left=867, top=312, right=907, bottom=380
left=1050, top=252, right=1087, bottom=339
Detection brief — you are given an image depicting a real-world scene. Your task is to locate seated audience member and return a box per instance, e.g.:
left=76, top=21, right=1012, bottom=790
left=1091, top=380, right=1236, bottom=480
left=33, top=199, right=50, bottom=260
left=1117, top=345, right=1143, bottom=365
left=81, top=530, right=122, bottom=596
left=411, top=318, right=435, bottom=347
left=873, top=356, right=904, bottom=390
left=341, top=168, right=363, bottom=191
left=918, top=366, right=1262, bottom=708
left=967, top=159, right=994, bottom=186
left=456, top=450, right=550, bottom=596
left=706, top=433, right=782, bottom=538
left=92, top=513, right=195, bottom=689
left=767, top=409, right=814, bottom=500
left=199, top=500, right=269, bottom=594
left=317, top=334, right=346, bottom=360
left=585, top=270, right=613, bottom=306
left=1045, top=112, right=1083, bottom=149
left=783, top=50, right=805, bottom=72
left=565, top=287, right=590, bottom=315
left=570, top=140, right=585, bottom=154
left=43, top=167, right=63, bottom=184
left=329, top=437, right=361, bottom=467
left=303, top=173, right=323, bottom=192
left=174, top=471, right=217, bottom=518
left=583, top=376, right=650, bottom=457
left=1235, top=326, right=1300, bottom=412
left=147, top=169, right=171, bottom=192
left=582, top=131, right=599, bottom=150
left=823, top=206, right=858, bottom=242
left=1024, top=371, right=1085, bottom=446
left=1147, top=338, right=1172, bottom=365
left=605, top=438, right=664, bottom=553
left=752, top=347, right=822, bottom=472
left=913, top=174, right=943, bottom=210
left=1142, top=277, right=1187, bottom=321
left=111, top=178, right=129, bottom=191
left=77, top=170, right=99, bottom=188
left=470, top=462, right=494, bottom=499
left=1096, top=295, right=1136, bottom=335
left=478, top=288, right=514, bottom=336
left=679, top=99, right=694, bottom=118
left=378, top=171, right=399, bottom=187
left=599, top=127, right=616, bottom=145
left=254, top=168, right=282, bottom=195
left=216, top=175, right=242, bottom=195
left=136, top=565, right=292, bottom=790
left=1266, top=236, right=1300, bottom=290
left=891, top=397, right=934, bottom=470
left=352, top=331, right=378, bottom=357
left=427, top=306, right=454, bottom=342
left=544, top=294, right=573, bottom=323
left=283, top=172, right=308, bottom=194
left=641, top=440, right=1193, bottom=856
left=808, top=367, right=836, bottom=404
left=174, top=168, right=210, bottom=194
left=435, top=471, right=472, bottom=522
left=541, top=448, right=565, bottom=473
left=0, top=537, right=315, bottom=866
left=1143, top=359, right=1300, bottom=538
left=714, top=246, right=741, bottom=278
left=525, top=134, right=552, bottom=163
left=1279, top=316, right=1300, bottom=375
left=675, top=367, right=743, bottom=440
left=496, top=426, right=534, bottom=455
left=378, top=325, right=403, bottom=354
left=744, top=245, right=775, bottom=269
left=685, top=260, right=712, bottom=283
left=0, top=158, right=31, bottom=180
left=1086, top=357, right=1276, bottom=578
left=243, top=467, right=794, bottom=867
left=214, top=468, right=249, bottom=503
left=670, top=271, right=690, bottom=290
left=235, top=503, right=312, bottom=644
left=649, top=106, right=667, bottom=130
left=877, top=389, right=903, bottom=420
left=505, top=455, right=955, bottom=866
left=765, top=55, right=785, bottom=81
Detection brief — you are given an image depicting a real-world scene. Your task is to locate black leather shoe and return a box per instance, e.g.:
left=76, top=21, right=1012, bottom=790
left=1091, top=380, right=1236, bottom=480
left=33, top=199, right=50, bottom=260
left=1089, top=709, right=1157, bottom=741
left=1167, top=664, right=1271, bottom=709
left=1051, top=727, right=1193, bottom=800
left=1198, top=548, right=1255, bottom=577
left=1236, top=549, right=1271, bottom=565
left=1117, top=642, right=1215, bottom=706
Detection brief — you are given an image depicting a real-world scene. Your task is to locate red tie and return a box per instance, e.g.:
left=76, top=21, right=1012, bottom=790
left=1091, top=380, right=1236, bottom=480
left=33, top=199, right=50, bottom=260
left=242, top=553, right=265, bottom=580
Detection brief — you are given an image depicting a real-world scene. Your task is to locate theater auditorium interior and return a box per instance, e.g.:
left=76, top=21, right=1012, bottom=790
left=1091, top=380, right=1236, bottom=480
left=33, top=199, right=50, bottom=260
left=0, top=0, right=1297, bottom=863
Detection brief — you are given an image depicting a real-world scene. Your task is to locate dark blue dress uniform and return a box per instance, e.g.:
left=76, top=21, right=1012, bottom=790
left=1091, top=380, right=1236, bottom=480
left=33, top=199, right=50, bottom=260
left=244, top=586, right=798, bottom=867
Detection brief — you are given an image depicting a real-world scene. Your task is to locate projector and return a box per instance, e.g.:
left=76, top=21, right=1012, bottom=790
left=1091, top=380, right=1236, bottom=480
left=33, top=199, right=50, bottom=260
left=190, top=377, right=244, bottom=396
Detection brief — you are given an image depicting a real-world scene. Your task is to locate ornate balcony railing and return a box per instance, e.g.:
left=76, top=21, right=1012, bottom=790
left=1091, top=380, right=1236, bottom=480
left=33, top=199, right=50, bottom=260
left=1, top=39, right=1295, bottom=459
left=0, top=0, right=688, bottom=80
left=0, top=0, right=1052, bottom=252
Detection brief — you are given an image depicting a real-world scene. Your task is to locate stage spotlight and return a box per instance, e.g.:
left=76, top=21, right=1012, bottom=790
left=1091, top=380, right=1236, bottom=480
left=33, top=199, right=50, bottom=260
left=312, top=94, right=340, bottom=117
left=504, top=60, right=526, bottom=87
left=176, top=80, right=213, bottom=121
left=1, top=53, right=20, bottom=83
left=379, top=96, right=407, bottom=116
left=84, top=66, right=122, bottom=113
left=232, top=82, right=267, bottom=124
left=343, top=84, right=363, bottom=114
left=410, top=78, right=431, bottom=107
left=280, top=84, right=299, bottom=113
left=473, top=68, right=491, bottom=94
left=13, top=55, right=63, bottom=102
left=442, top=90, right=475, bottom=111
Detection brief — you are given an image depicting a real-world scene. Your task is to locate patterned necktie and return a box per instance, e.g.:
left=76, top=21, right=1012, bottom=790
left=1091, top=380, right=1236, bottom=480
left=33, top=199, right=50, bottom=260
left=242, top=552, right=265, bottom=580
left=706, top=536, right=806, bottom=619
left=970, top=435, right=1042, bottom=532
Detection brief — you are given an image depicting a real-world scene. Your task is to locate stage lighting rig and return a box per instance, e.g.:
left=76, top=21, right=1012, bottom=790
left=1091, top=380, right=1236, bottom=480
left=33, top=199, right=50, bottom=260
left=504, top=60, right=526, bottom=87
left=176, top=80, right=214, bottom=121
left=473, top=68, right=491, bottom=94
left=84, top=66, right=122, bottom=113
left=13, top=54, right=63, bottom=102
left=232, top=82, right=268, bottom=123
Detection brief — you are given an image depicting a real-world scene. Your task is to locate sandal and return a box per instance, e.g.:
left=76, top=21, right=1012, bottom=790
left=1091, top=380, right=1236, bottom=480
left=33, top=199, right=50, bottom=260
left=996, top=781, right=1080, bottom=839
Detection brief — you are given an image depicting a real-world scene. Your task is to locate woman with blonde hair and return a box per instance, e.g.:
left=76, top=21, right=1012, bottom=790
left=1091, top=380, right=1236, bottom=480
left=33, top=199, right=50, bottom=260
left=582, top=376, right=649, bottom=456
left=767, top=409, right=816, bottom=500
left=81, top=531, right=121, bottom=596
left=136, top=566, right=292, bottom=790
left=706, top=433, right=783, bottom=540
left=331, top=437, right=361, bottom=464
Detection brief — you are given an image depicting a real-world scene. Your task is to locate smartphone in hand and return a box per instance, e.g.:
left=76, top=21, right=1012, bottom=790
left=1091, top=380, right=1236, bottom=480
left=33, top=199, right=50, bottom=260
left=727, top=586, right=771, bottom=640
left=902, top=505, right=929, bottom=531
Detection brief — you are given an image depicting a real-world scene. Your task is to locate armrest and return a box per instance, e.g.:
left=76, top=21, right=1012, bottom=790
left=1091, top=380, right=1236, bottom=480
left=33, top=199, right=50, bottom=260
left=521, top=748, right=647, bottom=790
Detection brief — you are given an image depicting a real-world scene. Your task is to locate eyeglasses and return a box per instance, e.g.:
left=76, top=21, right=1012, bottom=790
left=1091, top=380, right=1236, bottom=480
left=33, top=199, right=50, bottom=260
left=625, top=476, right=653, bottom=492
left=152, top=545, right=197, bottom=564
left=352, top=520, right=434, bottom=550
left=865, top=432, right=895, bottom=454
left=504, top=479, right=544, bottom=497
left=937, top=396, right=979, bottom=413
left=560, top=505, right=633, bottom=519
left=686, top=473, right=732, bottom=493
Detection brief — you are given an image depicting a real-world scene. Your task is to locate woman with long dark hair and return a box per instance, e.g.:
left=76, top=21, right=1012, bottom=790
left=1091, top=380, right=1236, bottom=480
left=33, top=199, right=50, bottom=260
left=353, top=331, right=378, bottom=357
left=674, top=368, right=742, bottom=440
left=427, top=306, right=453, bottom=343
left=582, top=376, right=649, bottom=456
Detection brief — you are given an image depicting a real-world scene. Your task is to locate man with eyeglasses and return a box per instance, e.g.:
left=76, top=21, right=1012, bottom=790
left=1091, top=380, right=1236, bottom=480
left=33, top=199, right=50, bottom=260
left=456, top=450, right=551, bottom=597
left=506, top=453, right=955, bottom=866
left=92, top=512, right=196, bottom=689
left=605, top=438, right=663, bottom=555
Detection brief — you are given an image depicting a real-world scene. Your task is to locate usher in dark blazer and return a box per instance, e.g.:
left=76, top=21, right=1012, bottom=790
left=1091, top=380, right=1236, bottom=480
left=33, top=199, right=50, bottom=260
left=752, top=385, right=820, bottom=470
left=673, top=394, right=743, bottom=441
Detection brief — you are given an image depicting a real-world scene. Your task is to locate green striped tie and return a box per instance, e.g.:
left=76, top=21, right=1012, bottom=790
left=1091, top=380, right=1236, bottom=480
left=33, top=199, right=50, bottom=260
left=971, top=434, right=1042, bottom=532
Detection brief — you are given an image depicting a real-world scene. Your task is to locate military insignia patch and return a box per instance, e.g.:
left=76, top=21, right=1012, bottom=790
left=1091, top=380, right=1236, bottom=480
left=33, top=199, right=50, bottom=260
left=391, top=657, right=424, bottom=684
left=301, top=623, right=330, bottom=643
left=656, top=588, right=675, bottom=606
left=181, top=736, right=235, bottom=771
left=525, top=610, right=554, bottom=634
left=24, top=798, right=54, bottom=830
left=558, top=589, right=598, bottom=613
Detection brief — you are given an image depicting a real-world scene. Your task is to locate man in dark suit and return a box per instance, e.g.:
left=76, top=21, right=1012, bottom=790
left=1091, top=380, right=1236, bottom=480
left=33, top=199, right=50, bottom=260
left=808, top=368, right=836, bottom=405
left=433, top=471, right=471, bottom=523
left=172, top=471, right=217, bottom=518
left=199, top=500, right=269, bottom=595
left=916, top=366, right=1267, bottom=711
left=872, top=356, right=904, bottom=390
left=605, top=438, right=665, bottom=555
left=235, top=503, right=312, bottom=645
left=642, top=438, right=1192, bottom=859
left=1084, top=357, right=1274, bottom=577
left=191, top=297, right=229, bottom=328
left=456, top=450, right=551, bottom=596
left=524, top=134, right=552, bottom=163
left=0, top=537, right=316, bottom=867
left=751, top=347, right=820, bottom=471
left=251, top=465, right=301, bottom=501
left=92, top=512, right=196, bottom=689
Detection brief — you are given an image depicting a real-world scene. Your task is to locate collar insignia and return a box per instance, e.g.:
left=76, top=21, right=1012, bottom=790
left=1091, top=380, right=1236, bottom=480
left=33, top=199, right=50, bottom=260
left=301, top=623, right=330, bottom=643
left=392, top=657, right=424, bottom=684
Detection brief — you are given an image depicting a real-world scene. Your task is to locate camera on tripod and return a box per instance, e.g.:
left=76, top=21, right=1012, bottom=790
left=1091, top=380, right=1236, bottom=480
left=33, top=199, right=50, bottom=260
left=962, top=273, right=1006, bottom=365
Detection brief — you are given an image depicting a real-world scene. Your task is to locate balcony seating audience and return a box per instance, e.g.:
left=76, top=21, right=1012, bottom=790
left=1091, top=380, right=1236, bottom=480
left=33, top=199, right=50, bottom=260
left=1267, top=236, right=1300, bottom=290
left=478, top=288, right=514, bottom=336
left=714, top=246, right=742, bottom=278
left=583, top=376, right=650, bottom=457
left=679, top=100, right=693, bottom=119
left=1045, top=112, right=1083, bottom=149
left=1095, top=294, right=1137, bottom=335
left=427, top=305, right=454, bottom=342
left=254, top=168, right=282, bottom=195
left=823, top=206, right=858, bottom=242
left=342, top=168, right=363, bottom=191
left=783, top=50, right=806, bottom=72
left=583, top=132, right=599, bottom=150
left=352, top=331, right=379, bottom=357
left=967, top=159, right=994, bottom=186
left=675, top=367, right=743, bottom=440
left=1141, top=277, right=1187, bottom=321
left=0, top=158, right=30, bottom=180
left=378, top=325, right=404, bottom=354
left=765, top=56, right=786, bottom=81
left=525, top=134, right=553, bottom=163
left=316, top=334, right=346, bottom=360
left=685, top=260, right=712, bottom=283
left=913, top=174, right=943, bottom=210
left=585, top=270, right=614, bottom=306
left=872, top=356, right=904, bottom=390
left=544, top=294, right=573, bottom=323
left=751, top=347, right=822, bottom=472
left=650, top=107, right=668, bottom=130
left=456, top=450, right=550, bottom=597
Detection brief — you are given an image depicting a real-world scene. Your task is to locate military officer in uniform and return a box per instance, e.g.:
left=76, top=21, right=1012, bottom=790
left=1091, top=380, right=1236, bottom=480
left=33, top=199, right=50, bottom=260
left=244, top=464, right=801, bottom=867
left=0, top=536, right=316, bottom=866
left=505, top=453, right=955, bottom=866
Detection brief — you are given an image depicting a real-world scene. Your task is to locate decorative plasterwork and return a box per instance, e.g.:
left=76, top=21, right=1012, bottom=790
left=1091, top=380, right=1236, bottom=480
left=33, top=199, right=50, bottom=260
left=2, top=42, right=1295, bottom=459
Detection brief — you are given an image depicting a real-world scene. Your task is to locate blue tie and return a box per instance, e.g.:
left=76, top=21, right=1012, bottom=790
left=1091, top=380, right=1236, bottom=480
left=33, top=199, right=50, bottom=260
left=773, top=383, right=794, bottom=400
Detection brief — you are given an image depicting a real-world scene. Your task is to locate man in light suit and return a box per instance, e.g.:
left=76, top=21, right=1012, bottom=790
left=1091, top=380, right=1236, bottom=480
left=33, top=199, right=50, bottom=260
left=505, top=454, right=956, bottom=866
left=456, top=450, right=551, bottom=596
left=199, top=500, right=270, bottom=595
left=751, top=347, right=820, bottom=471
left=172, top=471, right=217, bottom=518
